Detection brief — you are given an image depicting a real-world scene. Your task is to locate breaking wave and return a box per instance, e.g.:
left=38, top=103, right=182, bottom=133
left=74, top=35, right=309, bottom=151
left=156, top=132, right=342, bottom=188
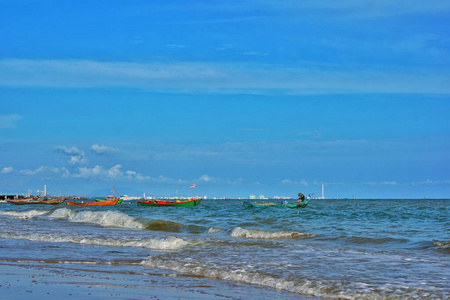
left=141, top=256, right=310, bottom=294
left=48, top=208, right=144, bottom=229
left=432, top=240, right=450, bottom=248
left=230, top=227, right=314, bottom=239
left=208, top=227, right=223, bottom=234
left=141, top=256, right=443, bottom=299
left=0, top=232, right=189, bottom=250
left=0, top=209, right=50, bottom=219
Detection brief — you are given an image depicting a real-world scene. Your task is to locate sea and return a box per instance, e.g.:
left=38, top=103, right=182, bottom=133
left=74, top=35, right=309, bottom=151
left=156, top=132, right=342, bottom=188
left=0, top=199, right=448, bottom=299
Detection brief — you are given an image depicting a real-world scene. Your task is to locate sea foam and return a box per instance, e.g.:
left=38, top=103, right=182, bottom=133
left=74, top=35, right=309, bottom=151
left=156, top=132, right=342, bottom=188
left=0, top=209, right=49, bottom=219
left=230, top=227, right=314, bottom=239
left=141, top=256, right=327, bottom=298
left=0, top=232, right=189, bottom=250
left=141, top=256, right=439, bottom=299
left=49, top=208, right=144, bottom=229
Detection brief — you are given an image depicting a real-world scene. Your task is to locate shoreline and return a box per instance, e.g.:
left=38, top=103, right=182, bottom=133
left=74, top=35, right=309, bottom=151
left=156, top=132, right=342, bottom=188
left=0, top=262, right=310, bottom=300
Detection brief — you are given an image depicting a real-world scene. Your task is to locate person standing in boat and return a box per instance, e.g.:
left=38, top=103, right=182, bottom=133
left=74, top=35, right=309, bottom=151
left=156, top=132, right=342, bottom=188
left=297, top=193, right=306, bottom=204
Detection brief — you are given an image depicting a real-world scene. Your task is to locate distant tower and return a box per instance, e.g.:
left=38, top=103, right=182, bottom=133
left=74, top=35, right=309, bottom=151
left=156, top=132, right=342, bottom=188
left=44, top=184, right=47, bottom=197
left=321, top=184, right=324, bottom=199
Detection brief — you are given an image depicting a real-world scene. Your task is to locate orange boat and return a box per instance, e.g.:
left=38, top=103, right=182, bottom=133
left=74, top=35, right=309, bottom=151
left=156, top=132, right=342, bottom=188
left=66, top=198, right=119, bottom=206
left=67, top=186, right=121, bottom=206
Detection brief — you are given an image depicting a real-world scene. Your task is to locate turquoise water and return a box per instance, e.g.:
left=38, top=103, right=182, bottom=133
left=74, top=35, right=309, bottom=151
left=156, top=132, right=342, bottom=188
left=0, top=199, right=448, bottom=299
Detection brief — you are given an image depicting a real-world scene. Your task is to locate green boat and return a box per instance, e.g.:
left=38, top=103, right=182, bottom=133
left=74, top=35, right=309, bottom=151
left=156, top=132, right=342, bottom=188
left=243, top=200, right=310, bottom=209
left=95, top=197, right=123, bottom=204
left=137, top=198, right=202, bottom=207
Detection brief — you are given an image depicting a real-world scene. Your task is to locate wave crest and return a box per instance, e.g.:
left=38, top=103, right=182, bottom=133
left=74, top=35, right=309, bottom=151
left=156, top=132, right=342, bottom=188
left=48, top=208, right=144, bottom=229
left=433, top=240, right=450, bottom=248
left=230, top=227, right=313, bottom=239
left=0, top=232, right=188, bottom=250
left=0, top=209, right=49, bottom=219
left=141, top=257, right=325, bottom=298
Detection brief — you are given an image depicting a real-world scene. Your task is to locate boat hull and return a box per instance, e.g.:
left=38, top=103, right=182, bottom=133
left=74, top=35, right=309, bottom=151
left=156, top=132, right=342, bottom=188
left=66, top=199, right=119, bottom=206
left=8, top=198, right=66, bottom=205
left=243, top=200, right=310, bottom=209
left=137, top=198, right=202, bottom=207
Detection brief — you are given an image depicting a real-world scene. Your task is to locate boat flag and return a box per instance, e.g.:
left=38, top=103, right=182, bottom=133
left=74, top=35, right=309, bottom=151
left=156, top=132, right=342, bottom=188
left=190, top=184, right=196, bottom=188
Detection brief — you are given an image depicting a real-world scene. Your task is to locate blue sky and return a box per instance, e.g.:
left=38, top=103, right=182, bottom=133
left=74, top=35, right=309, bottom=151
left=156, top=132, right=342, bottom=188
left=1, top=1, right=449, bottom=198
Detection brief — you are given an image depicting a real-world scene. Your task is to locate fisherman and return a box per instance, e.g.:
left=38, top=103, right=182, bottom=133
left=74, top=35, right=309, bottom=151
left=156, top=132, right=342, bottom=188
left=297, top=193, right=306, bottom=204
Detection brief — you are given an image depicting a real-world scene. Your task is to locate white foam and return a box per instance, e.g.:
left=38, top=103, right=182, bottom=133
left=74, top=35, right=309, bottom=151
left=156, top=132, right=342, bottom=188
left=230, top=227, right=314, bottom=239
left=49, top=209, right=144, bottom=229
left=141, top=257, right=319, bottom=297
left=0, top=209, right=49, bottom=219
left=0, top=232, right=189, bottom=250
left=48, top=207, right=75, bottom=219
left=142, top=257, right=441, bottom=299
left=433, top=240, right=450, bottom=248
left=208, top=227, right=223, bottom=233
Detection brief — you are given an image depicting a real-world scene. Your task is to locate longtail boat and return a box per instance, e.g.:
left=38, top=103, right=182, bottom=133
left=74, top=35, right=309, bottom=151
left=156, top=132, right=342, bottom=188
left=66, top=198, right=120, bottom=206
left=95, top=196, right=123, bottom=204
left=8, top=197, right=66, bottom=205
left=67, top=185, right=121, bottom=206
left=243, top=200, right=310, bottom=209
left=137, top=198, right=202, bottom=207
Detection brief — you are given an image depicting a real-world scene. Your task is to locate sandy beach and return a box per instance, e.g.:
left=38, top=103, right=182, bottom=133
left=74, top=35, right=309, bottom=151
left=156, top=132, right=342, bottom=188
left=0, top=262, right=307, bottom=300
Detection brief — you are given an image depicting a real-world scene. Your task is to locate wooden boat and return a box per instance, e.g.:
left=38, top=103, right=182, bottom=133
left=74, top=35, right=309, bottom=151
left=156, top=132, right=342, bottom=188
left=95, top=196, right=123, bottom=204
left=66, top=198, right=120, bottom=206
left=66, top=185, right=121, bottom=206
left=137, top=198, right=202, bottom=207
left=243, top=200, right=310, bottom=209
left=7, top=197, right=66, bottom=205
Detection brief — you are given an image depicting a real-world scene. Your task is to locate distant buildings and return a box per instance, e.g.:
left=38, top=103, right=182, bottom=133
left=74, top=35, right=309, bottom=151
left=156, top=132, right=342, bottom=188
left=248, top=194, right=268, bottom=200
left=273, top=196, right=292, bottom=200
left=308, top=184, right=325, bottom=199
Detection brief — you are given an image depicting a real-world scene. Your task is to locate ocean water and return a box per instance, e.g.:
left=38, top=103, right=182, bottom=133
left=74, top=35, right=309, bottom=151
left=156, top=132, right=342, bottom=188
left=0, top=199, right=448, bottom=299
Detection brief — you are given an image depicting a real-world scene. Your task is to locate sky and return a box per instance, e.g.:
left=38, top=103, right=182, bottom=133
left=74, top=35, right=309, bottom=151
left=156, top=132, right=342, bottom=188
left=1, top=1, right=449, bottom=198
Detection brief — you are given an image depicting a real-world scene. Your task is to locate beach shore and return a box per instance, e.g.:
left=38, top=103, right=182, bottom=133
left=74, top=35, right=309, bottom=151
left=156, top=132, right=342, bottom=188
left=0, top=262, right=308, bottom=300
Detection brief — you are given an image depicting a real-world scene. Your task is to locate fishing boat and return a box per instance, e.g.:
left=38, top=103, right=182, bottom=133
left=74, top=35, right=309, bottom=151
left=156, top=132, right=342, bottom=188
left=66, top=186, right=121, bottom=206
left=137, top=198, right=202, bottom=207
left=7, top=197, right=66, bottom=205
left=66, top=198, right=120, bottom=206
left=243, top=200, right=310, bottom=209
left=95, top=196, right=123, bottom=204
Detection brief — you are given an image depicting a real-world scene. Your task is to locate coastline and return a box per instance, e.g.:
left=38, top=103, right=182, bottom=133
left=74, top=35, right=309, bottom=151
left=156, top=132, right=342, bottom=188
left=0, top=262, right=309, bottom=300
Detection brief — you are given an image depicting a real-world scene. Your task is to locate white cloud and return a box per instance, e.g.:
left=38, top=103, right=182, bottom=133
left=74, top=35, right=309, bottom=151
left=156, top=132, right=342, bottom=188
left=55, top=146, right=87, bottom=164
left=166, top=44, right=186, bottom=49
left=199, top=175, right=212, bottom=182
left=252, top=0, right=450, bottom=19
left=125, top=170, right=151, bottom=180
left=74, top=164, right=123, bottom=179
left=1, top=166, right=13, bottom=174
left=0, top=59, right=448, bottom=95
left=281, top=179, right=309, bottom=186
left=91, top=144, right=119, bottom=154
left=20, top=166, right=68, bottom=177
left=107, top=164, right=123, bottom=178
left=0, top=114, right=23, bottom=129
left=125, top=170, right=137, bottom=176
left=409, top=179, right=450, bottom=186
left=75, top=165, right=103, bottom=178
left=363, top=181, right=398, bottom=186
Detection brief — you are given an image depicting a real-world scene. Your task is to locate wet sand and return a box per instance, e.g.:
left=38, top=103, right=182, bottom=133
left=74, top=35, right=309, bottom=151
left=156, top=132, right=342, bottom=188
left=0, top=262, right=308, bottom=299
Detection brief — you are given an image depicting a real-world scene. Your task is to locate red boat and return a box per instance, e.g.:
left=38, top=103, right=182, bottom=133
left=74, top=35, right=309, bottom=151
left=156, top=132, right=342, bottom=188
left=66, top=198, right=120, bottom=206
left=137, top=198, right=202, bottom=207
